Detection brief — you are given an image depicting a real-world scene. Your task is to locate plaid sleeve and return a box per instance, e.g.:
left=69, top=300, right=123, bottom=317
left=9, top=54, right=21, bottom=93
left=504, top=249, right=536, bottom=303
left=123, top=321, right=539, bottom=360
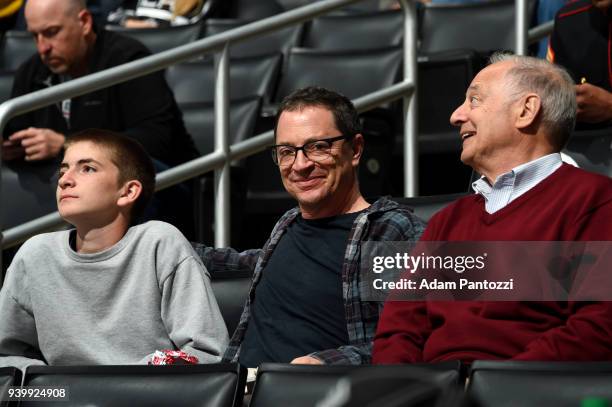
left=308, top=342, right=373, bottom=365
left=191, top=243, right=262, bottom=274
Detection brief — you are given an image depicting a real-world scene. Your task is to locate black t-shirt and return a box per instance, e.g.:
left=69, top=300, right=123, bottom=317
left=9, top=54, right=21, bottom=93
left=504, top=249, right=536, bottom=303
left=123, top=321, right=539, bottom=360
left=239, top=211, right=362, bottom=367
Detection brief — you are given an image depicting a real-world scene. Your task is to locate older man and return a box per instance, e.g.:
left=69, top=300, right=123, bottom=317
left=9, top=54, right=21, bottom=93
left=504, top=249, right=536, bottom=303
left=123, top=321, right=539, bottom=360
left=547, top=0, right=612, bottom=129
left=194, top=86, right=425, bottom=366
left=373, top=54, right=612, bottom=364
left=2, top=0, right=198, bottom=167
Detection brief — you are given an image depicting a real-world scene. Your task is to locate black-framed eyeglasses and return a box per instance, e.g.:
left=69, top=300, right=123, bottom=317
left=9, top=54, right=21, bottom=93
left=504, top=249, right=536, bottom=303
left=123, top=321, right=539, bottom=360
left=271, top=134, right=354, bottom=167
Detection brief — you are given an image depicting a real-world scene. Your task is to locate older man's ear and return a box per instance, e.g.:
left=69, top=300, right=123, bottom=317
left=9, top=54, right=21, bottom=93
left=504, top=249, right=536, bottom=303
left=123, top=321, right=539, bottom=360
left=515, top=93, right=542, bottom=130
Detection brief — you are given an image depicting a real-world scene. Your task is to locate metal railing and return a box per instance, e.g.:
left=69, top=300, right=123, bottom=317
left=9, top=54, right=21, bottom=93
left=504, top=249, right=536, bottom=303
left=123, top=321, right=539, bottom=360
left=0, top=0, right=554, bottom=272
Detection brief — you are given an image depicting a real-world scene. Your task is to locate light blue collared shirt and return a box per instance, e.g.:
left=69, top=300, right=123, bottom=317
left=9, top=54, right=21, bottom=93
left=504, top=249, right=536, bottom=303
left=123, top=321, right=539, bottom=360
left=472, top=153, right=563, bottom=214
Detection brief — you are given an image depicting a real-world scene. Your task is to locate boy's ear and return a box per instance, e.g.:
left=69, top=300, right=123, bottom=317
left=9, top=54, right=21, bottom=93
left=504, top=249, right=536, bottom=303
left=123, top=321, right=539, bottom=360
left=117, top=180, right=142, bottom=209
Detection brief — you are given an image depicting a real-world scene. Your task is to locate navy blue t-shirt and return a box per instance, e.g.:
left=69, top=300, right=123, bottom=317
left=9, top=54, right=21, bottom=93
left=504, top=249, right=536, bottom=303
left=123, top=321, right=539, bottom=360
left=239, top=211, right=361, bottom=367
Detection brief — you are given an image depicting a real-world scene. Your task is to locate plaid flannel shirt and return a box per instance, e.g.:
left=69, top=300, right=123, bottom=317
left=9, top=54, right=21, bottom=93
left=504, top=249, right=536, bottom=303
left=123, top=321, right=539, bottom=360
left=193, top=196, right=426, bottom=365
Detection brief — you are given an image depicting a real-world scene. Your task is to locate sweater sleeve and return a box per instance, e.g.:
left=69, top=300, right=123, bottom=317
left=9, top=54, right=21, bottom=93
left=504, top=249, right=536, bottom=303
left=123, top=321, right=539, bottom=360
left=513, top=199, right=612, bottom=360
left=512, top=302, right=612, bottom=361
left=0, top=261, right=47, bottom=371
left=159, top=256, right=229, bottom=363
left=372, top=300, right=431, bottom=364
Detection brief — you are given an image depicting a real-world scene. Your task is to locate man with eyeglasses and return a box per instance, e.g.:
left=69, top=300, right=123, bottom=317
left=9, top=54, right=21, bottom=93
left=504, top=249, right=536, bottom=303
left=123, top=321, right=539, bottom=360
left=194, top=86, right=425, bottom=366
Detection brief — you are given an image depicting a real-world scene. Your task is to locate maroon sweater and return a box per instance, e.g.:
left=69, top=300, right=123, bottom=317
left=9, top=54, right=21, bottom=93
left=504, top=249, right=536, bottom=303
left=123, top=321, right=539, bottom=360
left=373, top=164, right=612, bottom=363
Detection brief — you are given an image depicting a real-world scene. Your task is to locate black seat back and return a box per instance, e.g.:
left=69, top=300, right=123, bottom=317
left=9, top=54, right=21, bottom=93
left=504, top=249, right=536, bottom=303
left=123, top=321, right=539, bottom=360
left=250, top=361, right=462, bottom=407
left=331, top=364, right=465, bottom=407
left=180, top=96, right=261, bottom=156
left=420, top=0, right=524, bottom=53
left=204, top=19, right=303, bottom=58
left=210, top=270, right=252, bottom=336
left=302, top=10, right=403, bottom=51
left=392, top=193, right=468, bottom=222
left=1, top=160, right=59, bottom=231
left=417, top=49, right=482, bottom=154
left=0, top=71, right=14, bottom=104
left=22, top=364, right=246, bottom=407
left=564, top=128, right=612, bottom=178
left=166, top=54, right=282, bottom=104
left=0, top=30, right=36, bottom=71
left=0, top=367, right=21, bottom=407
left=468, top=360, right=612, bottom=407
left=227, top=0, right=284, bottom=20
left=105, top=23, right=203, bottom=54
left=275, top=46, right=403, bottom=102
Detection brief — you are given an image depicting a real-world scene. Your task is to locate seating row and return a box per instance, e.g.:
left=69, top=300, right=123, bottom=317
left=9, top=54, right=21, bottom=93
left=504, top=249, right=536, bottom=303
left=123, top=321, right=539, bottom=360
left=2, top=360, right=611, bottom=407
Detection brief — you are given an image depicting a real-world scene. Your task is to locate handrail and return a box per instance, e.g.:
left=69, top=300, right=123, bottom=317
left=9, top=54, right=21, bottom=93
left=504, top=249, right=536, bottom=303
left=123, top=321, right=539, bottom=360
left=528, top=20, right=554, bottom=44
left=0, top=0, right=419, bottom=273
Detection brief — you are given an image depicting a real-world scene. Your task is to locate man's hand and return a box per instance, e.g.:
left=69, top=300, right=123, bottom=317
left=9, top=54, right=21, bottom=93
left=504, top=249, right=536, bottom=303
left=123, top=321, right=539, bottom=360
left=575, top=83, right=612, bottom=124
left=9, top=128, right=65, bottom=161
left=124, top=18, right=159, bottom=28
left=291, top=356, right=323, bottom=365
left=1, top=139, right=25, bottom=161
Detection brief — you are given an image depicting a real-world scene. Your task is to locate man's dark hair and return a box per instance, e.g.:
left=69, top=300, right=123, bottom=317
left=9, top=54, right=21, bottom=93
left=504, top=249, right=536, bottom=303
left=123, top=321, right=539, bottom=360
left=274, top=86, right=363, bottom=139
left=64, top=129, right=156, bottom=223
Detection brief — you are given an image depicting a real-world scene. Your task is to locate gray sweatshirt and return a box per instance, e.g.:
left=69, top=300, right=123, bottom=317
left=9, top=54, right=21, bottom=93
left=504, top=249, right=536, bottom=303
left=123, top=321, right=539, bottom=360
left=0, top=221, right=229, bottom=371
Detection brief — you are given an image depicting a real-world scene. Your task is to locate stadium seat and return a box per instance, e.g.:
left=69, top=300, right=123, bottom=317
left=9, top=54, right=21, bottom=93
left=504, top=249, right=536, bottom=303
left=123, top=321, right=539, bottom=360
left=179, top=96, right=261, bottom=156
left=180, top=97, right=260, bottom=245
left=210, top=270, right=252, bottom=335
left=1, top=160, right=59, bottom=231
left=274, top=46, right=403, bottom=102
left=203, top=19, right=304, bottom=58
left=467, top=360, right=612, bottom=407
left=227, top=0, right=285, bottom=20
left=393, top=192, right=469, bottom=222
left=0, top=71, right=14, bottom=104
left=249, top=361, right=463, bottom=407
left=325, top=364, right=467, bottom=407
left=0, top=30, right=36, bottom=71
left=419, top=0, right=533, bottom=53
left=0, top=367, right=21, bottom=407
left=105, top=23, right=203, bottom=54
left=21, top=364, right=246, bottom=407
left=166, top=53, right=282, bottom=104
left=564, top=128, right=612, bottom=178
left=417, top=49, right=482, bottom=154
left=301, top=10, right=403, bottom=51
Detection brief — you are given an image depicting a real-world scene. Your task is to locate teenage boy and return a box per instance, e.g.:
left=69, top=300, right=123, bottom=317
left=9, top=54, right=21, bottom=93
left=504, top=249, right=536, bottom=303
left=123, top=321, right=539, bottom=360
left=0, top=129, right=228, bottom=370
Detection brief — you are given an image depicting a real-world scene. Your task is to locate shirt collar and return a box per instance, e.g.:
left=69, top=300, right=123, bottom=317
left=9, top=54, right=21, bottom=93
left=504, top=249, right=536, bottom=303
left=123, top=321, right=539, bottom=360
left=472, top=153, right=563, bottom=208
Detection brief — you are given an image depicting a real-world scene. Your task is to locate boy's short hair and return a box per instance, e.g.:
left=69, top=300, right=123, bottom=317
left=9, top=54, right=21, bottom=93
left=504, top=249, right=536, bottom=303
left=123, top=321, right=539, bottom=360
left=64, top=129, right=156, bottom=222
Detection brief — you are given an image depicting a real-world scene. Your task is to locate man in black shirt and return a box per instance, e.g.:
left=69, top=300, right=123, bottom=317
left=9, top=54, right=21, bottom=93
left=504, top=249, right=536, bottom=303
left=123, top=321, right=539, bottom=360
left=2, top=0, right=198, bottom=167
left=195, top=86, right=426, bottom=366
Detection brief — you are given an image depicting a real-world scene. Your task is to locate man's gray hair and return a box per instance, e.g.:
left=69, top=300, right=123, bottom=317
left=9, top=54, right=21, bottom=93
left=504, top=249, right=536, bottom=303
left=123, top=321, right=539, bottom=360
left=489, top=52, right=576, bottom=149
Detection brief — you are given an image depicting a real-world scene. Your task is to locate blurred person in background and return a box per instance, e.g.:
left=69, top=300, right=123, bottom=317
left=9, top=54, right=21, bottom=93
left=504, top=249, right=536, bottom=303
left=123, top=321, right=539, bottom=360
left=2, top=0, right=199, bottom=167
left=548, top=0, right=612, bottom=130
